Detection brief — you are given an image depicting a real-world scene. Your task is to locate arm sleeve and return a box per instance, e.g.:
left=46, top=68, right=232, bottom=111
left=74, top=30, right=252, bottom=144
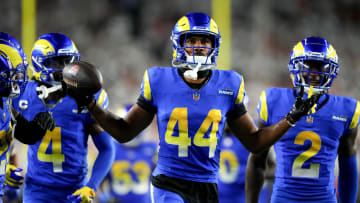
left=338, top=155, right=358, bottom=203
left=86, top=131, right=115, bottom=191
left=137, top=95, right=157, bottom=114
left=13, top=114, right=46, bottom=145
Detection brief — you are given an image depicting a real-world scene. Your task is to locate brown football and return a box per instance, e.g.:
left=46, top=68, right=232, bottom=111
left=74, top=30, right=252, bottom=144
left=62, top=61, right=103, bottom=95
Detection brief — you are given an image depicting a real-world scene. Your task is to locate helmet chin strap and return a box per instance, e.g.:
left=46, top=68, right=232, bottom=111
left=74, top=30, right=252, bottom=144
left=184, top=62, right=201, bottom=80
left=36, top=84, right=63, bottom=100
left=297, top=74, right=325, bottom=95
left=36, top=84, right=64, bottom=108
left=303, top=86, right=325, bottom=95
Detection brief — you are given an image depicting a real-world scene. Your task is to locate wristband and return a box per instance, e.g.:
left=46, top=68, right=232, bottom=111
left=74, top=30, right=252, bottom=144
left=285, top=113, right=296, bottom=127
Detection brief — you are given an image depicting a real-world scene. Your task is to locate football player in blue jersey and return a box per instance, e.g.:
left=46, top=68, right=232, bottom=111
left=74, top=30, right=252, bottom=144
left=98, top=104, right=157, bottom=203
left=246, top=36, right=359, bottom=203
left=0, top=32, right=56, bottom=203
left=64, top=12, right=319, bottom=203
left=12, top=33, right=115, bottom=203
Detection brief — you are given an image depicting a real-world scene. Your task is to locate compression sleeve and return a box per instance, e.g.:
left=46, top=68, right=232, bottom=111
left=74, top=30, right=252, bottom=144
left=137, top=95, right=157, bottom=113
left=13, top=114, right=46, bottom=145
left=86, top=131, right=115, bottom=191
left=338, top=155, right=358, bottom=203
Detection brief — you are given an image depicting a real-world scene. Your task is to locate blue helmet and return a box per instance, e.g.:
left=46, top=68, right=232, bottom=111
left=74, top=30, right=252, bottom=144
left=31, top=33, right=80, bottom=84
left=0, top=32, right=28, bottom=67
left=171, top=12, right=221, bottom=71
left=288, top=36, right=338, bottom=93
left=0, top=33, right=28, bottom=97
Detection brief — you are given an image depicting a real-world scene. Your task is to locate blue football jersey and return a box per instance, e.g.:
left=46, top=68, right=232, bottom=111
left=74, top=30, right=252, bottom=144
left=12, top=81, right=109, bottom=188
left=0, top=98, right=12, bottom=196
left=218, top=134, right=249, bottom=202
left=257, top=87, right=360, bottom=200
left=141, top=67, right=246, bottom=183
left=108, top=141, right=157, bottom=203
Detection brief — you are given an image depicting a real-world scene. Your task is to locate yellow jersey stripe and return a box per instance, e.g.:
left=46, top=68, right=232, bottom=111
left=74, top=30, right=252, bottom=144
left=350, top=101, right=360, bottom=130
left=97, top=89, right=107, bottom=107
left=235, top=76, right=244, bottom=104
left=143, top=70, right=152, bottom=101
left=259, top=91, right=268, bottom=123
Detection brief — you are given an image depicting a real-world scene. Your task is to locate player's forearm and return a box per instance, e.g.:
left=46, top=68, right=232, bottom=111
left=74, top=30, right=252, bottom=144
left=338, top=155, right=358, bottom=203
left=88, top=102, right=135, bottom=143
left=245, top=154, right=266, bottom=203
left=248, top=119, right=290, bottom=153
left=87, top=131, right=115, bottom=190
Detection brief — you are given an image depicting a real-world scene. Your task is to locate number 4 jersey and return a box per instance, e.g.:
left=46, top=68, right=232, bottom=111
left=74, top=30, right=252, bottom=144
left=257, top=87, right=360, bottom=200
left=140, top=67, right=246, bottom=183
left=12, top=81, right=109, bottom=188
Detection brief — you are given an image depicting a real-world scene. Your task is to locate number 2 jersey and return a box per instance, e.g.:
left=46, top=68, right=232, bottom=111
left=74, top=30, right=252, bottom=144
left=140, top=67, right=247, bottom=183
left=257, top=87, right=360, bottom=200
left=12, top=81, right=109, bottom=188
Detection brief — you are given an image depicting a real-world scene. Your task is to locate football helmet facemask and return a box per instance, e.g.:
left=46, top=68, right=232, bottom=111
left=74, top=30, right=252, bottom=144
left=288, top=36, right=338, bottom=94
left=0, top=33, right=28, bottom=98
left=171, top=12, right=221, bottom=79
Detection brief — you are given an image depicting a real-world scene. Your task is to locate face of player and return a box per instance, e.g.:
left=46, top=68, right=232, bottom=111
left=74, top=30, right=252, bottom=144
left=44, top=56, right=73, bottom=70
left=184, top=34, right=213, bottom=57
left=44, top=56, right=73, bottom=82
left=297, top=60, right=331, bottom=86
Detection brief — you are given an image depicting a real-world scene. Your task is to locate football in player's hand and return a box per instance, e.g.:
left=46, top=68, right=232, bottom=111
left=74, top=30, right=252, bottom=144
left=62, top=61, right=103, bottom=96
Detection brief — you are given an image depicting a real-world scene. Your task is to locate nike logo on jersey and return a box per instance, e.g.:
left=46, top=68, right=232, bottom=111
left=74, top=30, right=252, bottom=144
left=218, top=89, right=234, bottom=96
left=72, top=109, right=88, bottom=114
left=332, top=115, right=347, bottom=122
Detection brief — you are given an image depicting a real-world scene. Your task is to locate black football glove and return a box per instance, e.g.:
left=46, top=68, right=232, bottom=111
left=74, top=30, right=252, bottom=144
left=286, top=86, right=321, bottom=125
left=62, top=82, right=95, bottom=114
left=32, top=112, right=56, bottom=131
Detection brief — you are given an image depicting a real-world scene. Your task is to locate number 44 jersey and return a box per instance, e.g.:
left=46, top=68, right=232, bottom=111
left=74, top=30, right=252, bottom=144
left=140, top=67, right=246, bottom=183
left=257, top=87, right=360, bottom=200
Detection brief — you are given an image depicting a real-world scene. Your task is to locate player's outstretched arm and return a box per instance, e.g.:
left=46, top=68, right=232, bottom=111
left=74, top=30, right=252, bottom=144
left=228, top=87, right=320, bottom=153
left=337, top=128, right=358, bottom=203
left=88, top=102, right=154, bottom=143
left=62, top=61, right=155, bottom=143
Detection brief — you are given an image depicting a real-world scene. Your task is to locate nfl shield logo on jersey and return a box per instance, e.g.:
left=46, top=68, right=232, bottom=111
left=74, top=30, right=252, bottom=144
left=193, top=93, right=200, bottom=101
left=306, top=115, right=313, bottom=124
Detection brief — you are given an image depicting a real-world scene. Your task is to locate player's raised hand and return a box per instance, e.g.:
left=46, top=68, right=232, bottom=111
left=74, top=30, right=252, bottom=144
left=286, top=86, right=321, bottom=125
left=4, top=164, right=24, bottom=189
left=62, top=61, right=103, bottom=113
left=67, top=186, right=95, bottom=203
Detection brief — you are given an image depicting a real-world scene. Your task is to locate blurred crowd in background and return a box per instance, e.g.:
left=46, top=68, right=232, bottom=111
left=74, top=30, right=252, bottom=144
left=3, top=0, right=360, bottom=114
left=2, top=0, right=360, bottom=202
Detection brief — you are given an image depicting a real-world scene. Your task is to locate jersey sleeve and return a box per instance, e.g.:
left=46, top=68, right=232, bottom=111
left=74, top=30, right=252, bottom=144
left=226, top=73, right=247, bottom=120
left=257, top=90, right=270, bottom=126
left=234, top=75, right=246, bottom=107
left=139, top=69, right=156, bottom=110
left=85, top=88, right=109, bottom=125
left=95, top=88, right=109, bottom=110
left=346, top=100, right=360, bottom=133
